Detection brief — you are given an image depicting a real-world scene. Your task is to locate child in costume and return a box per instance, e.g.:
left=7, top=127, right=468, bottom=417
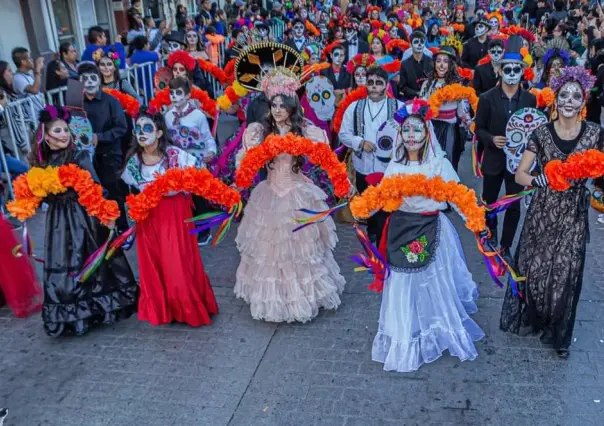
left=121, top=109, right=218, bottom=326
left=23, top=106, right=138, bottom=336
left=371, top=100, right=484, bottom=372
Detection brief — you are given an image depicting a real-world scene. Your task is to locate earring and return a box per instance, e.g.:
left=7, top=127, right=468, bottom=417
left=550, top=105, right=558, bottom=121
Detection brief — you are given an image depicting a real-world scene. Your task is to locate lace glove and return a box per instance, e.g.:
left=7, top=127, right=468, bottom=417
left=532, top=173, right=549, bottom=188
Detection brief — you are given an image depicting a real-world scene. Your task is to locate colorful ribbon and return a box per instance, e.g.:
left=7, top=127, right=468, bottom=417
left=471, top=133, right=483, bottom=178
left=186, top=201, right=243, bottom=246
left=105, top=226, right=136, bottom=260
left=12, top=223, right=44, bottom=264
left=475, top=233, right=525, bottom=297
left=485, top=188, right=536, bottom=218
left=73, top=229, right=115, bottom=283
left=350, top=223, right=390, bottom=293
left=292, top=201, right=349, bottom=232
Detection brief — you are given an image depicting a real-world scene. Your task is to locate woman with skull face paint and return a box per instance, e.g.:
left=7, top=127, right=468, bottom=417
left=420, top=46, right=471, bottom=171
left=371, top=100, right=484, bottom=372
left=96, top=52, right=142, bottom=103
left=185, top=29, right=209, bottom=60
left=121, top=109, right=218, bottom=326
left=30, top=106, right=139, bottom=336
left=500, top=67, right=604, bottom=359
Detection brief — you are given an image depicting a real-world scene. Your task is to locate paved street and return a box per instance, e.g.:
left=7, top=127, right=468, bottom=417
left=1, top=142, right=604, bottom=426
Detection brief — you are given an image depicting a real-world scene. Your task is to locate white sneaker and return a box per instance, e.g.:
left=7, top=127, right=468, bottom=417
left=598, top=214, right=604, bottom=225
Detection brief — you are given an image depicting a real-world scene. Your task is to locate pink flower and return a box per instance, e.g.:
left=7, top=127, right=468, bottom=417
left=409, top=240, right=424, bottom=254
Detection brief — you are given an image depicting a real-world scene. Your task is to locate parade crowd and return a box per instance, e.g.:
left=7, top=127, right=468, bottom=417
left=0, top=0, right=603, bottom=373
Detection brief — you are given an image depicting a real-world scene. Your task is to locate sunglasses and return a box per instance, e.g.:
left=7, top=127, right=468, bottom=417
left=503, top=66, right=522, bottom=75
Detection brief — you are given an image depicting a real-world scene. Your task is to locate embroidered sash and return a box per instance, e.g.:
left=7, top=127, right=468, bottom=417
left=387, top=211, right=440, bottom=273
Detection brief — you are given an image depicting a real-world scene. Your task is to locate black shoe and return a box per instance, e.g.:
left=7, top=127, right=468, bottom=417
left=556, top=349, right=569, bottom=359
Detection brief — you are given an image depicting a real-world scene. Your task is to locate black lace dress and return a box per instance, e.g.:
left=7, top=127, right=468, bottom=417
left=500, top=121, right=604, bottom=350
left=42, top=149, right=139, bottom=336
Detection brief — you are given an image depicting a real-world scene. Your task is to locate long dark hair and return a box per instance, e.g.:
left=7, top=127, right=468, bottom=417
left=45, top=59, right=67, bottom=91
left=30, top=106, right=74, bottom=167
left=122, top=109, right=171, bottom=175
left=0, top=61, right=15, bottom=96
left=96, top=54, right=121, bottom=86
left=428, top=53, right=461, bottom=84
left=263, top=94, right=305, bottom=173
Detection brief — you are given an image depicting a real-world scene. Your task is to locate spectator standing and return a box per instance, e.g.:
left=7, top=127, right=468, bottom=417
left=176, top=5, right=189, bottom=31
left=59, top=42, right=80, bottom=80
left=205, top=26, right=225, bottom=66
left=11, top=47, right=45, bottom=114
left=45, top=59, right=69, bottom=104
left=129, top=35, right=160, bottom=101
left=97, top=52, right=142, bottom=102
left=197, top=0, right=213, bottom=27
left=81, top=26, right=126, bottom=69
left=551, top=0, right=568, bottom=21
left=126, top=7, right=146, bottom=44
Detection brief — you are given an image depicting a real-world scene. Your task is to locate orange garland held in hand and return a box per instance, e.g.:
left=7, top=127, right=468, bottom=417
left=148, top=87, right=217, bottom=117
left=235, top=134, right=351, bottom=198
left=125, top=167, right=241, bottom=223
left=349, top=174, right=486, bottom=232
left=427, top=84, right=479, bottom=118
left=544, top=149, right=604, bottom=192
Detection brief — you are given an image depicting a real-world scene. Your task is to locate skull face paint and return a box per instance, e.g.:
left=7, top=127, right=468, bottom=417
left=186, top=31, right=198, bottom=46
left=80, top=72, right=100, bottom=95
left=489, top=46, right=504, bottom=63
left=548, top=58, right=564, bottom=81
left=258, top=28, right=268, bottom=39
left=354, top=66, right=367, bottom=86
left=173, top=63, right=188, bottom=79
left=293, top=23, right=305, bottom=39
left=135, top=117, right=158, bottom=147
left=400, top=116, right=427, bottom=151
left=300, top=8, right=308, bottom=20
left=412, top=37, right=425, bottom=54
left=556, top=82, right=584, bottom=118
left=331, top=48, right=344, bottom=66
left=474, top=23, right=488, bottom=37
left=435, top=54, right=450, bottom=78
left=370, top=10, right=379, bottom=20
left=489, top=18, right=499, bottom=33
left=167, top=41, right=182, bottom=52
left=345, top=28, right=357, bottom=42
left=170, top=88, right=188, bottom=108
left=501, top=64, right=523, bottom=85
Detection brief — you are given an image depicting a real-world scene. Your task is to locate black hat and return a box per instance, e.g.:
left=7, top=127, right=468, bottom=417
left=421, top=7, right=432, bottom=17
left=500, top=35, right=526, bottom=65
left=435, top=46, right=458, bottom=60
left=164, top=31, right=186, bottom=46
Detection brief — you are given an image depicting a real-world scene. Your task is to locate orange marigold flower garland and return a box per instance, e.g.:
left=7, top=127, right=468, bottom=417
left=452, top=23, right=465, bottom=33
left=125, top=167, right=241, bottom=223
left=428, top=84, right=479, bottom=118
left=386, top=39, right=410, bottom=54
left=149, top=87, right=217, bottom=117
left=7, top=165, right=120, bottom=225
left=529, top=87, right=555, bottom=108
left=544, top=149, right=604, bottom=192
left=197, top=58, right=229, bottom=86
left=349, top=174, right=486, bottom=232
left=235, top=134, right=350, bottom=198
left=102, top=88, right=140, bottom=117
left=333, top=86, right=368, bottom=133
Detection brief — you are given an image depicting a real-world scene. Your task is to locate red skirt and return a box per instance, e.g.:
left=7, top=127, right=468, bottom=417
left=136, top=194, right=218, bottom=326
left=0, top=216, right=42, bottom=318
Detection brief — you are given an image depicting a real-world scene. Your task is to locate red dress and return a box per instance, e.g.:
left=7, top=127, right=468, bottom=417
left=0, top=216, right=42, bottom=318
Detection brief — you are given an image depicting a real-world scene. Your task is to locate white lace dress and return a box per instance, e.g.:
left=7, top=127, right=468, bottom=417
left=234, top=123, right=346, bottom=323
left=372, top=147, right=484, bottom=372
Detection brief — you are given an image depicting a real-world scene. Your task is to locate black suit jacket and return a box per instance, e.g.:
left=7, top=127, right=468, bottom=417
left=475, top=86, right=537, bottom=175
left=461, top=37, right=489, bottom=69
left=285, top=38, right=307, bottom=53
left=473, top=62, right=499, bottom=96
left=398, top=55, right=433, bottom=100
left=342, top=40, right=369, bottom=62
left=321, top=66, right=352, bottom=90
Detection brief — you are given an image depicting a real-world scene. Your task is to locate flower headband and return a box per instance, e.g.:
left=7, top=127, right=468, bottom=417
left=550, top=66, right=597, bottom=95
left=394, top=99, right=435, bottom=124
left=93, top=49, right=121, bottom=67
left=368, top=29, right=391, bottom=47
left=260, top=67, right=301, bottom=99
left=543, top=48, right=571, bottom=69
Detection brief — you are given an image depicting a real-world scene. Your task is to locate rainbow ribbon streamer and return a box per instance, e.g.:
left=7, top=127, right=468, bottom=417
left=186, top=202, right=243, bottom=246
left=292, top=201, right=349, bottom=232
left=333, top=145, right=346, bottom=156
left=73, top=229, right=115, bottom=283
left=485, top=188, right=536, bottom=218
left=475, top=233, right=525, bottom=297
left=12, top=223, right=45, bottom=264
left=105, top=226, right=136, bottom=260
left=471, top=133, right=484, bottom=178
left=350, top=224, right=390, bottom=293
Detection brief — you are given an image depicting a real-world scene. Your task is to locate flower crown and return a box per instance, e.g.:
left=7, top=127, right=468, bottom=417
left=167, top=50, right=196, bottom=72
left=346, top=53, right=376, bottom=75
left=321, top=41, right=344, bottom=61
left=394, top=99, right=435, bottom=124
left=550, top=66, right=597, bottom=95
left=543, top=48, right=571, bottom=69
left=368, top=29, right=391, bottom=47
left=260, top=67, right=301, bottom=99
left=93, top=49, right=121, bottom=67
left=441, top=34, right=463, bottom=57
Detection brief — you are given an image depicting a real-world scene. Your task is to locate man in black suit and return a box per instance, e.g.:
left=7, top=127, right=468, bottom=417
left=342, top=19, right=369, bottom=62
left=285, top=19, right=308, bottom=53
left=461, top=17, right=490, bottom=69
left=473, top=38, right=504, bottom=96
left=398, top=31, right=433, bottom=100
left=474, top=36, right=536, bottom=259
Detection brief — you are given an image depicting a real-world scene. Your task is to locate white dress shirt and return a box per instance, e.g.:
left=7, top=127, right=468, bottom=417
left=347, top=41, right=359, bottom=61
left=339, top=98, right=403, bottom=175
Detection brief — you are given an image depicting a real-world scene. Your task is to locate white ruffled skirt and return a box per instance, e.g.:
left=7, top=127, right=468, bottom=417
left=372, top=214, right=484, bottom=372
left=234, top=180, right=346, bottom=323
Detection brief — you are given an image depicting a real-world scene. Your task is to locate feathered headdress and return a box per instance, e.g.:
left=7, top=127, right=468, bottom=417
left=36, top=106, right=72, bottom=162
left=550, top=66, right=597, bottom=95
left=302, top=43, right=320, bottom=63
left=167, top=50, right=196, bottom=72
left=321, top=41, right=343, bottom=62
left=346, top=53, right=376, bottom=75
left=486, top=11, right=503, bottom=26
left=502, top=25, right=535, bottom=44
left=542, top=37, right=571, bottom=69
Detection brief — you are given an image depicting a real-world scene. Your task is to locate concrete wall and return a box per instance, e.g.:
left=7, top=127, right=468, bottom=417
left=0, top=0, right=30, bottom=63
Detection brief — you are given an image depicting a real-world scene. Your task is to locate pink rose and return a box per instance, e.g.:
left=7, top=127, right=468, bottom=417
left=409, top=240, right=424, bottom=254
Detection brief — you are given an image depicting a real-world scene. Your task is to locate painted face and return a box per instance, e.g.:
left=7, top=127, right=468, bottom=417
left=401, top=116, right=427, bottom=151
left=258, top=28, right=268, bottom=38
left=98, top=58, right=115, bottom=77
left=319, top=23, right=329, bottom=36
left=170, top=87, right=188, bottom=107
left=345, top=28, right=357, bottom=42
left=389, top=26, right=399, bottom=39
left=371, top=38, right=383, bottom=55
left=80, top=72, right=100, bottom=95
left=335, top=28, right=344, bottom=40
left=354, top=66, right=367, bottom=86
left=489, top=18, right=499, bottom=32
left=293, top=23, right=305, bottom=38
left=455, top=9, right=463, bottom=21
left=270, top=95, right=290, bottom=123
left=501, top=63, right=523, bottom=85
left=549, top=58, right=564, bottom=80
left=412, top=37, right=425, bottom=54
left=475, top=23, right=488, bottom=37
left=186, top=31, right=198, bottom=45
left=135, top=117, right=158, bottom=146
left=236, top=32, right=247, bottom=45
left=489, top=46, right=504, bottom=63
left=366, top=74, right=387, bottom=99
left=167, top=41, right=182, bottom=52
left=45, top=119, right=72, bottom=150
left=431, top=24, right=439, bottom=36
left=331, top=49, right=344, bottom=66
left=435, top=54, right=450, bottom=78
left=300, top=8, right=308, bottom=19
left=556, top=82, right=584, bottom=118
left=173, top=63, right=188, bottom=78
left=371, top=10, right=379, bottom=20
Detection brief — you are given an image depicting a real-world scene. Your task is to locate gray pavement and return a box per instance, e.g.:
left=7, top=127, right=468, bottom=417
left=1, top=140, right=604, bottom=426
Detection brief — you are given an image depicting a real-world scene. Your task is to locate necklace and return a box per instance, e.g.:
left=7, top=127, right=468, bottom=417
left=367, top=99, right=386, bottom=121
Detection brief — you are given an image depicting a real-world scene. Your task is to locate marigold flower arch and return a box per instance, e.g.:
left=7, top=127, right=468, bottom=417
left=148, top=87, right=217, bottom=117
left=235, top=134, right=351, bottom=198
left=7, top=165, right=120, bottom=225
left=427, top=83, right=479, bottom=118
left=349, top=174, right=486, bottom=232
left=125, top=167, right=241, bottom=223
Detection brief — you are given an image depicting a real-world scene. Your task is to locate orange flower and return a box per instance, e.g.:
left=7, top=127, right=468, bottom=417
left=452, top=23, right=465, bottom=33
left=428, top=84, right=478, bottom=118
left=148, top=87, right=217, bottom=117
left=523, top=67, right=535, bottom=82
left=386, top=39, right=410, bottom=54
left=102, top=88, right=140, bottom=117
left=196, top=58, right=229, bottom=86
left=350, top=174, right=486, bottom=232
left=235, top=134, right=350, bottom=198
left=457, top=67, right=474, bottom=81
left=126, top=167, right=241, bottom=223
left=544, top=149, right=604, bottom=192
left=529, top=87, right=555, bottom=108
